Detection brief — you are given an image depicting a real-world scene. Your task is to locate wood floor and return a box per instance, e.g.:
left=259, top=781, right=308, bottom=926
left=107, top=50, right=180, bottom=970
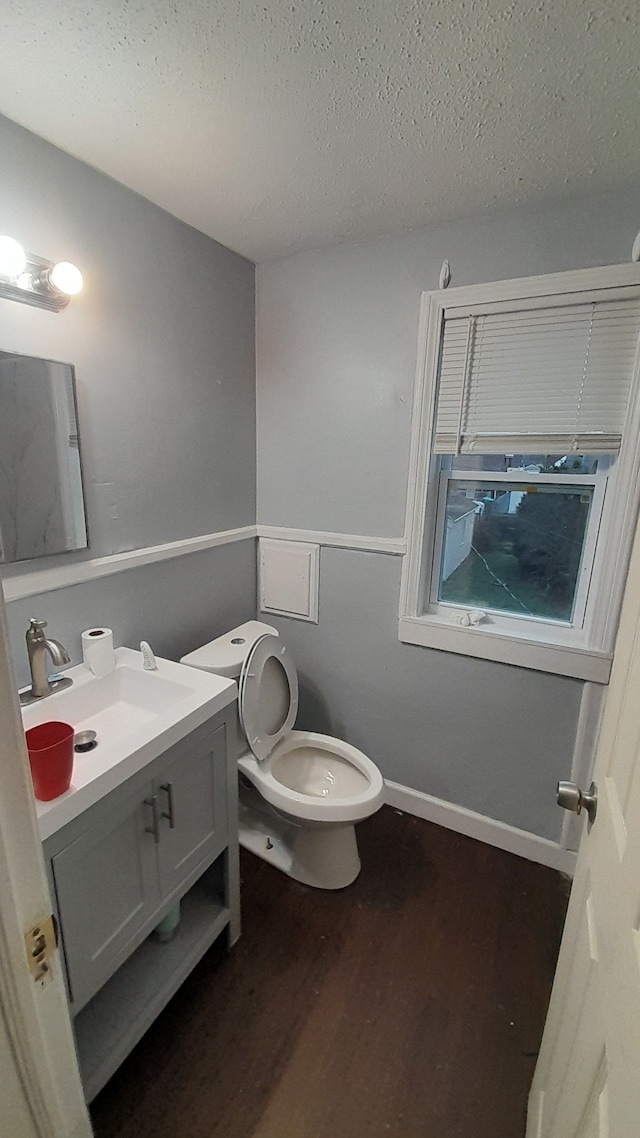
left=90, top=807, right=569, bottom=1138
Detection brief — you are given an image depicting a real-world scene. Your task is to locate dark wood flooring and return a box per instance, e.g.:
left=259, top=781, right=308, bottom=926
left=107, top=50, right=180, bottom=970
left=90, top=807, right=569, bottom=1138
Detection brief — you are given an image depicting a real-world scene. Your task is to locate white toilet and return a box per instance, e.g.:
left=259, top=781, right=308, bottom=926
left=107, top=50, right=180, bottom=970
left=180, top=621, right=384, bottom=889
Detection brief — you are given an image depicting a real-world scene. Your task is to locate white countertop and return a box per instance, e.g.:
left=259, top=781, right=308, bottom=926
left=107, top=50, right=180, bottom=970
left=21, top=647, right=236, bottom=841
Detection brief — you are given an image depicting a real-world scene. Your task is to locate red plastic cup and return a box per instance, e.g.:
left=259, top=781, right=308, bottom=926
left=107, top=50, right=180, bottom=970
left=25, top=721, right=74, bottom=801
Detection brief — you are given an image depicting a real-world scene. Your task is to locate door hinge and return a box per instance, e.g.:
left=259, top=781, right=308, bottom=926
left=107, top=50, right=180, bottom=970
left=25, top=915, right=57, bottom=986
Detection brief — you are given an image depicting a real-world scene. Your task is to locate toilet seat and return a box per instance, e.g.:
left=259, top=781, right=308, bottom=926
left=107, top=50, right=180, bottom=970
left=239, top=634, right=299, bottom=762
left=239, top=730, right=385, bottom=823
left=238, top=635, right=384, bottom=823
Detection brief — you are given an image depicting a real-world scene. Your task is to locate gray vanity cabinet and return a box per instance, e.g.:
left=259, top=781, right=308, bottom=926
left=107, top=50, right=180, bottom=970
left=43, top=709, right=239, bottom=1102
left=152, top=724, right=227, bottom=898
left=49, top=723, right=227, bottom=1013
left=50, top=777, right=162, bottom=1012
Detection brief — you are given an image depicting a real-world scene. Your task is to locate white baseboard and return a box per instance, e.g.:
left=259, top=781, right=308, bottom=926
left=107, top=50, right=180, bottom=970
left=384, top=780, right=576, bottom=876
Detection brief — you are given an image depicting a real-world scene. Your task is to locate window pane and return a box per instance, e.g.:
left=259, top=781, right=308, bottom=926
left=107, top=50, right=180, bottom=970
left=449, top=453, right=600, bottom=475
left=438, top=480, right=593, bottom=621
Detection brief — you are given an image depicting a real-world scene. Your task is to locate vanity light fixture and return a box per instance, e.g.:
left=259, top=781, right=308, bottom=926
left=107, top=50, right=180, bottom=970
left=0, top=235, right=83, bottom=312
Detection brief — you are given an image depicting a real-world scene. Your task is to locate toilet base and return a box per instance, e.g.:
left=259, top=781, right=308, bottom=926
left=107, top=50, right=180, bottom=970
left=238, top=795, right=362, bottom=889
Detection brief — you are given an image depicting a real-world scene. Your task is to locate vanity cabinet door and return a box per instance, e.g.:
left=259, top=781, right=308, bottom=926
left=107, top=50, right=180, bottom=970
left=51, top=782, right=161, bottom=1013
left=153, top=724, right=227, bottom=899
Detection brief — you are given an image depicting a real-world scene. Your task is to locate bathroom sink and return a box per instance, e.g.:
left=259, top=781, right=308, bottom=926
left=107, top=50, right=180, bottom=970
left=21, top=646, right=236, bottom=840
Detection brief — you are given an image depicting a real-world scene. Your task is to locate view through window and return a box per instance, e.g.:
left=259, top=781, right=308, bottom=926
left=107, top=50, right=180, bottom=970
left=436, top=455, right=601, bottom=623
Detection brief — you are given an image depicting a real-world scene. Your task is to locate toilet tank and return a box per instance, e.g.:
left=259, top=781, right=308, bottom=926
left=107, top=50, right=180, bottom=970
left=179, top=620, right=278, bottom=679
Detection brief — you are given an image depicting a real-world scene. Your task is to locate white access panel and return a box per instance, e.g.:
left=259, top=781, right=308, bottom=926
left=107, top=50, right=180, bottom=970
left=258, top=538, right=319, bottom=622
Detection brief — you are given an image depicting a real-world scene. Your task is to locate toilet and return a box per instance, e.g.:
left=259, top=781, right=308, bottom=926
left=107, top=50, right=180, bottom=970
left=180, top=621, right=384, bottom=889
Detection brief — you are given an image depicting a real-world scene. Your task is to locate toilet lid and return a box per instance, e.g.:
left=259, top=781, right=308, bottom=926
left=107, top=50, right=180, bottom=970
left=239, top=634, right=298, bottom=762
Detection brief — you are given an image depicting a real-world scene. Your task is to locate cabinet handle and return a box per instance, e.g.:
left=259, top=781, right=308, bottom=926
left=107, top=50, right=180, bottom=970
left=144, top=795, right=160, bottom=844
left=160, top=782, right=176, bottom=829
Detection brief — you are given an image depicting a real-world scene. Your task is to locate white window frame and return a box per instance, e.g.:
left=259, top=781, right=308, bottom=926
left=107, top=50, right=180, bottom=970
left=399, top=264, right=640, bottom=683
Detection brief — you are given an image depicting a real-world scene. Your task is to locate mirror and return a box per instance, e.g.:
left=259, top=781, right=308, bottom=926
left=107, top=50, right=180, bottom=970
left=0, top=351, right=88, bottom=564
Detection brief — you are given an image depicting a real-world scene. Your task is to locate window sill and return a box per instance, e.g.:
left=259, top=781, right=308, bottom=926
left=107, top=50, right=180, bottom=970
left=398, top=615, right=612, bottom=682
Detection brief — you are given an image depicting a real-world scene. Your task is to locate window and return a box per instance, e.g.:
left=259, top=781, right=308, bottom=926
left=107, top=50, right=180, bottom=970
left=400, top=265, right=640, bottom=682
left=436, top=454, right=606, bottom=625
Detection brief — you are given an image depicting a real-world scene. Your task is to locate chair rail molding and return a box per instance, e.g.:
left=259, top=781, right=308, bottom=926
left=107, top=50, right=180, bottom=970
left=2, top=526, right=257, bottom=602
left=256, top=525, right=407, bottom=556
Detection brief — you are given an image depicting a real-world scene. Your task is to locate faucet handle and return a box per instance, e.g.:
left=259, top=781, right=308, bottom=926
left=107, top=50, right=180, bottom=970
left=27, top=618, right=48, bottom=639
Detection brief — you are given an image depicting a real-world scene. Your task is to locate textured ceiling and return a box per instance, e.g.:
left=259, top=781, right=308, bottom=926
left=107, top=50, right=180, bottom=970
left=0, top=1, right=638, bottom=261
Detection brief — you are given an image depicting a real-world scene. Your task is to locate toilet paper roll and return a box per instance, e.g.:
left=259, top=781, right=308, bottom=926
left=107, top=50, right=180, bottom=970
left=81, top=628, right=115, bottom=678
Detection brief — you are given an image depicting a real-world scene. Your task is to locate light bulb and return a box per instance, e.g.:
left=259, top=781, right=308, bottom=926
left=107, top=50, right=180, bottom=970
left=0, top=236, right=26, bottom=278
left=49, top=261, right=83, bottom=296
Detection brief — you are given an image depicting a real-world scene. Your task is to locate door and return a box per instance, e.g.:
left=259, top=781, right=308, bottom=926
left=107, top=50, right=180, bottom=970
left=527, top=523, right=640, bottom=1135
left=0, top=585, right=92, bottom=1137
left=154, top=723, right=227, bottom=898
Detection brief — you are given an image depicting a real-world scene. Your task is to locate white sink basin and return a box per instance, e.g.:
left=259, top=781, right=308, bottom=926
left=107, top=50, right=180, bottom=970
left=21, top=646, right=236, bottom=840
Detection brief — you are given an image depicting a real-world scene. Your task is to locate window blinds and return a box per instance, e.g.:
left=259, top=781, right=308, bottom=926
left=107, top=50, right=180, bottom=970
left=433, top=298, right=640, bottom=454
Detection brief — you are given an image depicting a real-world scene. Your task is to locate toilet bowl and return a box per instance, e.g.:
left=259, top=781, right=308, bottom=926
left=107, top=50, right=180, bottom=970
left=180, top=621, right=384, bottom=889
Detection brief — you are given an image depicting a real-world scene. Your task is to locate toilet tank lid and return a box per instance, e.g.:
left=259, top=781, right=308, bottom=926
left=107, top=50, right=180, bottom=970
left=180, top=620, right=278, bottom=678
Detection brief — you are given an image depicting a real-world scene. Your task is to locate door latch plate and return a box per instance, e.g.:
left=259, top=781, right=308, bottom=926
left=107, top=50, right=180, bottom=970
left=25, top=914, right=57, bottom=986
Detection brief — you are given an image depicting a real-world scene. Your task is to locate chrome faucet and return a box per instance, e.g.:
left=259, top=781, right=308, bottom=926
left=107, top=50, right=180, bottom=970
left=20, top=618, right=73, bottom=706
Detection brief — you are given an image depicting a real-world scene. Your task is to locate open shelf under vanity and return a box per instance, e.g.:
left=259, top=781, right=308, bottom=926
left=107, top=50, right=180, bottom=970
left=74, top=863, right=229, bottom=1102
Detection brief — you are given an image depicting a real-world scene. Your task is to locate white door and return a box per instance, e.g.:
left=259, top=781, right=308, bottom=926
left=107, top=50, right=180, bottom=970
left=0, top=582, right=92, bottom=1138
left=527, top=522, right=640, bottom=1135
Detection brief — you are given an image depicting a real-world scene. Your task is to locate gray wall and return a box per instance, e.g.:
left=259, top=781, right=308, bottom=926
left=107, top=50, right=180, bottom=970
left=2, top=106, right=637, bottom=845
left=0, top=114, right=257, bottom=685
left=256, top=186, right=640, bottom=841
left=7, top=540, right=256, bottom=690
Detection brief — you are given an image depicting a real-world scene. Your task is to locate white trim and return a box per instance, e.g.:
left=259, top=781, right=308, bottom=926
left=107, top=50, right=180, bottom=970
left=587, top=336, right=640, bottom=653
left=437, top=468, right=602, bottom=486
left=3, top=522, right=406, bottom=605
left=0, top=584, right=92, bottom=1136
left=2, top=525, right=257, bottom=602
left=429, top=263, right=640, bottom=311
left=384, top=780, right=576, bottom=876
left=399, top=292, right=443, bottom=618
left=398, top=615, right=612, bottom=682
left=257, top=524, right=406, bottom=556
left=560, top=681, right=605, bottom=853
